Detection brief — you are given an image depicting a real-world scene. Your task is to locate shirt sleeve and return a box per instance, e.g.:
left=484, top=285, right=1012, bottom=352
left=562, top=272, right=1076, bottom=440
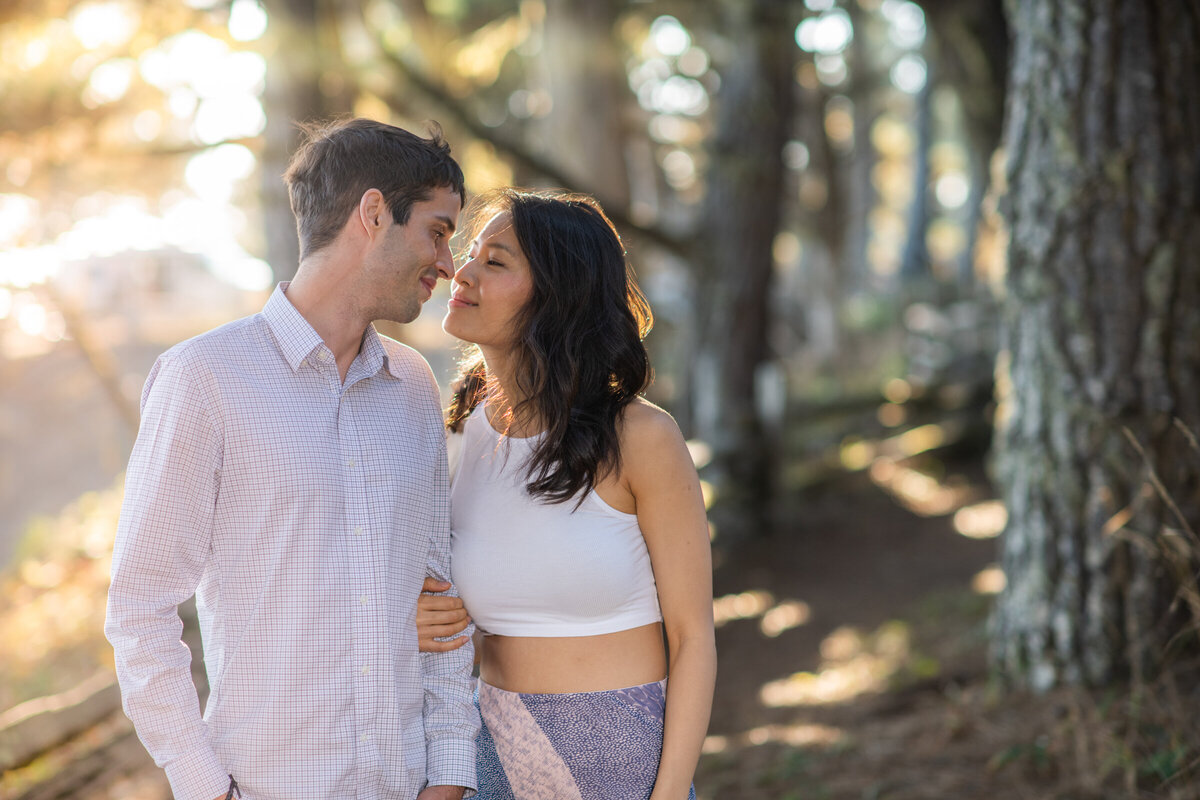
left=420, top=396, right=480, bottom=796
left=104, top=353, right=230, bottom=800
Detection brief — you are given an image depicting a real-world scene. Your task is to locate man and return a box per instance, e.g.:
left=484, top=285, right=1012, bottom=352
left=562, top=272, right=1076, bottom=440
left=105, top=118, right=477, bottom=800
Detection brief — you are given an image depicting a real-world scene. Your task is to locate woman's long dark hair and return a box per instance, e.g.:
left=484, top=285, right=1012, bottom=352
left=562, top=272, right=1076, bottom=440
left=446, top=188, right=653, bottom=504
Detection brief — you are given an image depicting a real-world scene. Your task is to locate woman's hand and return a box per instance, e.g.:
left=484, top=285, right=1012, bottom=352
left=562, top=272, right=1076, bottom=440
left=417, top=577, right=472, bottom=652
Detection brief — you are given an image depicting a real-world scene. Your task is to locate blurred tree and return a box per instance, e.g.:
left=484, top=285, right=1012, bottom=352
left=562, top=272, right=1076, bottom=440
left=916, top=0, right=1007, bottom=282
left=259, top=0, right=355, bottom=281
left=839, top=0, right=881, bottom=291
left=541, top=0, right=631, bottom=209
left=898, top=70, right=931, bottom=281
left=991, top=0, right=1200, bottom=689
left=692, top=0, right=795, bottom=532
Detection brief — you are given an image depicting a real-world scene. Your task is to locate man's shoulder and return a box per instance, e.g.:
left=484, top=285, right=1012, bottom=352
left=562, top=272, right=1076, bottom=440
left=146, top=314, right=267, bottom=398
left=158, top=314, right=265, bottom=368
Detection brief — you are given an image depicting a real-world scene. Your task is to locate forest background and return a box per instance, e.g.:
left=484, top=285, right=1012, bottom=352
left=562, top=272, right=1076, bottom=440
left=1, top=1, right=1198, bottom=798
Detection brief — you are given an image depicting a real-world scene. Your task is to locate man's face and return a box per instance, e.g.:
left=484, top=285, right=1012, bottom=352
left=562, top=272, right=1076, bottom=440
left=368, top=185, right=461, bottom=324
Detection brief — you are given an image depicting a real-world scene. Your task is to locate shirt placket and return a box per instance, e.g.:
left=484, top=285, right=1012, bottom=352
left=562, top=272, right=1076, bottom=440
left=338, top=367, right=384, bottom=798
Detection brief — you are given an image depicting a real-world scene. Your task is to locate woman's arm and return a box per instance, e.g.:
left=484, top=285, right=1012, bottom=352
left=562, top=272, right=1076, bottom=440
left=622, top=401, right=717, bottom=800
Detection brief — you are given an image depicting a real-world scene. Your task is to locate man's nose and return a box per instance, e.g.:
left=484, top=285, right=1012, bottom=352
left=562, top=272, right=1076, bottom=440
left=436, top=243, right=454, bottom=279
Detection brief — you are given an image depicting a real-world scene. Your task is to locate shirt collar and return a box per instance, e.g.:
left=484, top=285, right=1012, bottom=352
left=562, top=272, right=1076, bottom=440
left=262, top=283, right=396, bottom=380
left=356, top=320, right=391, bottom=380
left=263, top=283, right=322, bottom=372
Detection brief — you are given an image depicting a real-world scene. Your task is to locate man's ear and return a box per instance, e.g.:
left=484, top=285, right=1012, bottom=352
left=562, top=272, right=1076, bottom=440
left=357, top=189, right=388, bottom=239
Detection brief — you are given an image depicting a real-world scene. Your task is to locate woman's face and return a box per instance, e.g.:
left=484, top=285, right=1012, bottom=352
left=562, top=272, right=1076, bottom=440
left=443, top=211, right=534, bottom=351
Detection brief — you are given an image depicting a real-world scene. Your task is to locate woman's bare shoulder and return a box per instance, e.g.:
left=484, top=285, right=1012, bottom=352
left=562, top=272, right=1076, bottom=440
left=619, top=398, right=690, bottom=468
left=621, top=397, right=681, bottom=436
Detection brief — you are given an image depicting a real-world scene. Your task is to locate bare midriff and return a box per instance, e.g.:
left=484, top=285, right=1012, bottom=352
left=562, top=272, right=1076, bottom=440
left=479, top=621, right=666, bottom=693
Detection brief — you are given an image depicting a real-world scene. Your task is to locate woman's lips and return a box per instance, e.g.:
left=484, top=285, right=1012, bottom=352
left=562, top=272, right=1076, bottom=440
left=448, top=295, right=476, bottom=308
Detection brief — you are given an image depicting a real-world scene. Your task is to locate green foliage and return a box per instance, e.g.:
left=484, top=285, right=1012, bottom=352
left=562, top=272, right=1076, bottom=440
left=1139, top=742, right=1190, bottom=783
left=987, top=736, right=1052, bottom=775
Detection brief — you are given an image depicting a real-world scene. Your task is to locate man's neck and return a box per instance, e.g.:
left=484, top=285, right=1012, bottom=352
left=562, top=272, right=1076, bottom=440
left=286, top=264, right=370, bottom=383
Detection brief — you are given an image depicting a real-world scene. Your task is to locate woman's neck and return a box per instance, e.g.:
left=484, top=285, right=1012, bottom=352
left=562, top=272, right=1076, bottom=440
left=479, top=347, right=541, bottom=437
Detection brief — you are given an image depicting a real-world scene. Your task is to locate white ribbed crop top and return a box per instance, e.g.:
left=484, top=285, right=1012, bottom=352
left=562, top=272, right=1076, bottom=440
left=449, top=406, right=663, bottom=637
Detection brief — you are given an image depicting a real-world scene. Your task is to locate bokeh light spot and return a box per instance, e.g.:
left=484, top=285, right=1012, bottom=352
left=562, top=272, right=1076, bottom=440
left=228, top=0, right=268, bottom=42
left=651, top=16, right=691, bottom=57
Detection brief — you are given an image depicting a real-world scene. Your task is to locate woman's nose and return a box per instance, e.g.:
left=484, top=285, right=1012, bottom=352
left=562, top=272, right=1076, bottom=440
left=452, top=259, right=475, bottom=285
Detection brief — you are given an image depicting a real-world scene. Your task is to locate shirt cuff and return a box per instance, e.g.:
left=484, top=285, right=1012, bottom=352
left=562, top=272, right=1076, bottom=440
left=426, top=737, right=478, bottom=798
left=163, top=745, right=230, bottom=800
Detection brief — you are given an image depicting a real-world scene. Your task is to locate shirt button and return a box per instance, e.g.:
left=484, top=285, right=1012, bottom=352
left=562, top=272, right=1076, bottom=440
left=361, top=666, right=371, bottom=675
left=360, top=733, right=369, bottom=743
left=348, top=458, right=356, bottom=468
left=360, top=595, right=369, bottom=605
left=353, top=526, right=364, bottom=536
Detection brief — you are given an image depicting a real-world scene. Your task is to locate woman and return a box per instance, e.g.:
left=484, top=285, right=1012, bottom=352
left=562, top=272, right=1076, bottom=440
left=418, top=188, right=715, bottom=799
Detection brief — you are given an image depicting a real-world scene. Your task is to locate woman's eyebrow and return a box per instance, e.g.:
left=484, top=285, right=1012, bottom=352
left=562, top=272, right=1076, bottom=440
left=476, top=237, right=517, bottom=256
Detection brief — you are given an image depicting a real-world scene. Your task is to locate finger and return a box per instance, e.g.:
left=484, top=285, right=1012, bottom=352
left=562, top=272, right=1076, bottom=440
left=416, top=612, right=469, bottom=630
left=421, top=635, right=470, bottom=652
left=421, top=577, right=452, bottom=593
left=416, top=606, right=469, bottom=626
left=418, top=596, right=466, bottom=612
left=427, top=620, right=470, bottom=637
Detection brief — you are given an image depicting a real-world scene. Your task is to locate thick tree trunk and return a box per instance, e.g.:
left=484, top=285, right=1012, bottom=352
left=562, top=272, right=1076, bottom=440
left=991, top=0, right=1200, bottom=690
left=694, top=0, right=794, bottom=533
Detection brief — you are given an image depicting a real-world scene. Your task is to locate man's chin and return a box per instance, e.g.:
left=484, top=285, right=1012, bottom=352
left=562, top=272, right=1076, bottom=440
left=376, top=304, right=421, bottom=326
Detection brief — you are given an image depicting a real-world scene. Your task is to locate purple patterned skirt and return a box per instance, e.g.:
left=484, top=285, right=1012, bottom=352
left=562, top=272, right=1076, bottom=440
left=474, top=678, right=696, bottom=800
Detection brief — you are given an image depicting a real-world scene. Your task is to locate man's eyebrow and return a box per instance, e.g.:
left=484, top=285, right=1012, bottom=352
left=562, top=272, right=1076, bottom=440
left=434, top=215, right=456, bottom=234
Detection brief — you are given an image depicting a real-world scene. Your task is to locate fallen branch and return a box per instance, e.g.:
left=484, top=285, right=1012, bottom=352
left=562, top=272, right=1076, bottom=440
left=0, top=672, right=121, bottom=772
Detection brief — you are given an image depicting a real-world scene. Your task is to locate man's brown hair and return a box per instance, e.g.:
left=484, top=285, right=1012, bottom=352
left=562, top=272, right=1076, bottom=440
left=284, top=117, right=465, bottom=260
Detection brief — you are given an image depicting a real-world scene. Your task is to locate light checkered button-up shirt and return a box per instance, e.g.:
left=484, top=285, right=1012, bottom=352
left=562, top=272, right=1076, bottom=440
left=105, top=284, right=478, bottom=800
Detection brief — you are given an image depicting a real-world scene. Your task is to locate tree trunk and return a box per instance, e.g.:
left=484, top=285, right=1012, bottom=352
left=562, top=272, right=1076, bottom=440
left=694, top=0, right=794, bottom=534
left=918, top=0, right=1008, bottom=284
left=540, top=0, right=630, bottom=210
left=900, top=72, right=932, bottom=281
left=259, top=0, right=355, bottom=282
left=991, top=0, right=1200, bottom=690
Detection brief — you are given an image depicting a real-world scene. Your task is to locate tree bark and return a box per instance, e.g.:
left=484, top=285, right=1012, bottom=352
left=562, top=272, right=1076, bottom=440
left=991, top=0, right=1200, bottom=690
left=694, top=0, right=794, bottom=534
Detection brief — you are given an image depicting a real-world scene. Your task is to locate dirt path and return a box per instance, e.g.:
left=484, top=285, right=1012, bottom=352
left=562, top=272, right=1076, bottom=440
left=699, top=464, right=1002, bottom=799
